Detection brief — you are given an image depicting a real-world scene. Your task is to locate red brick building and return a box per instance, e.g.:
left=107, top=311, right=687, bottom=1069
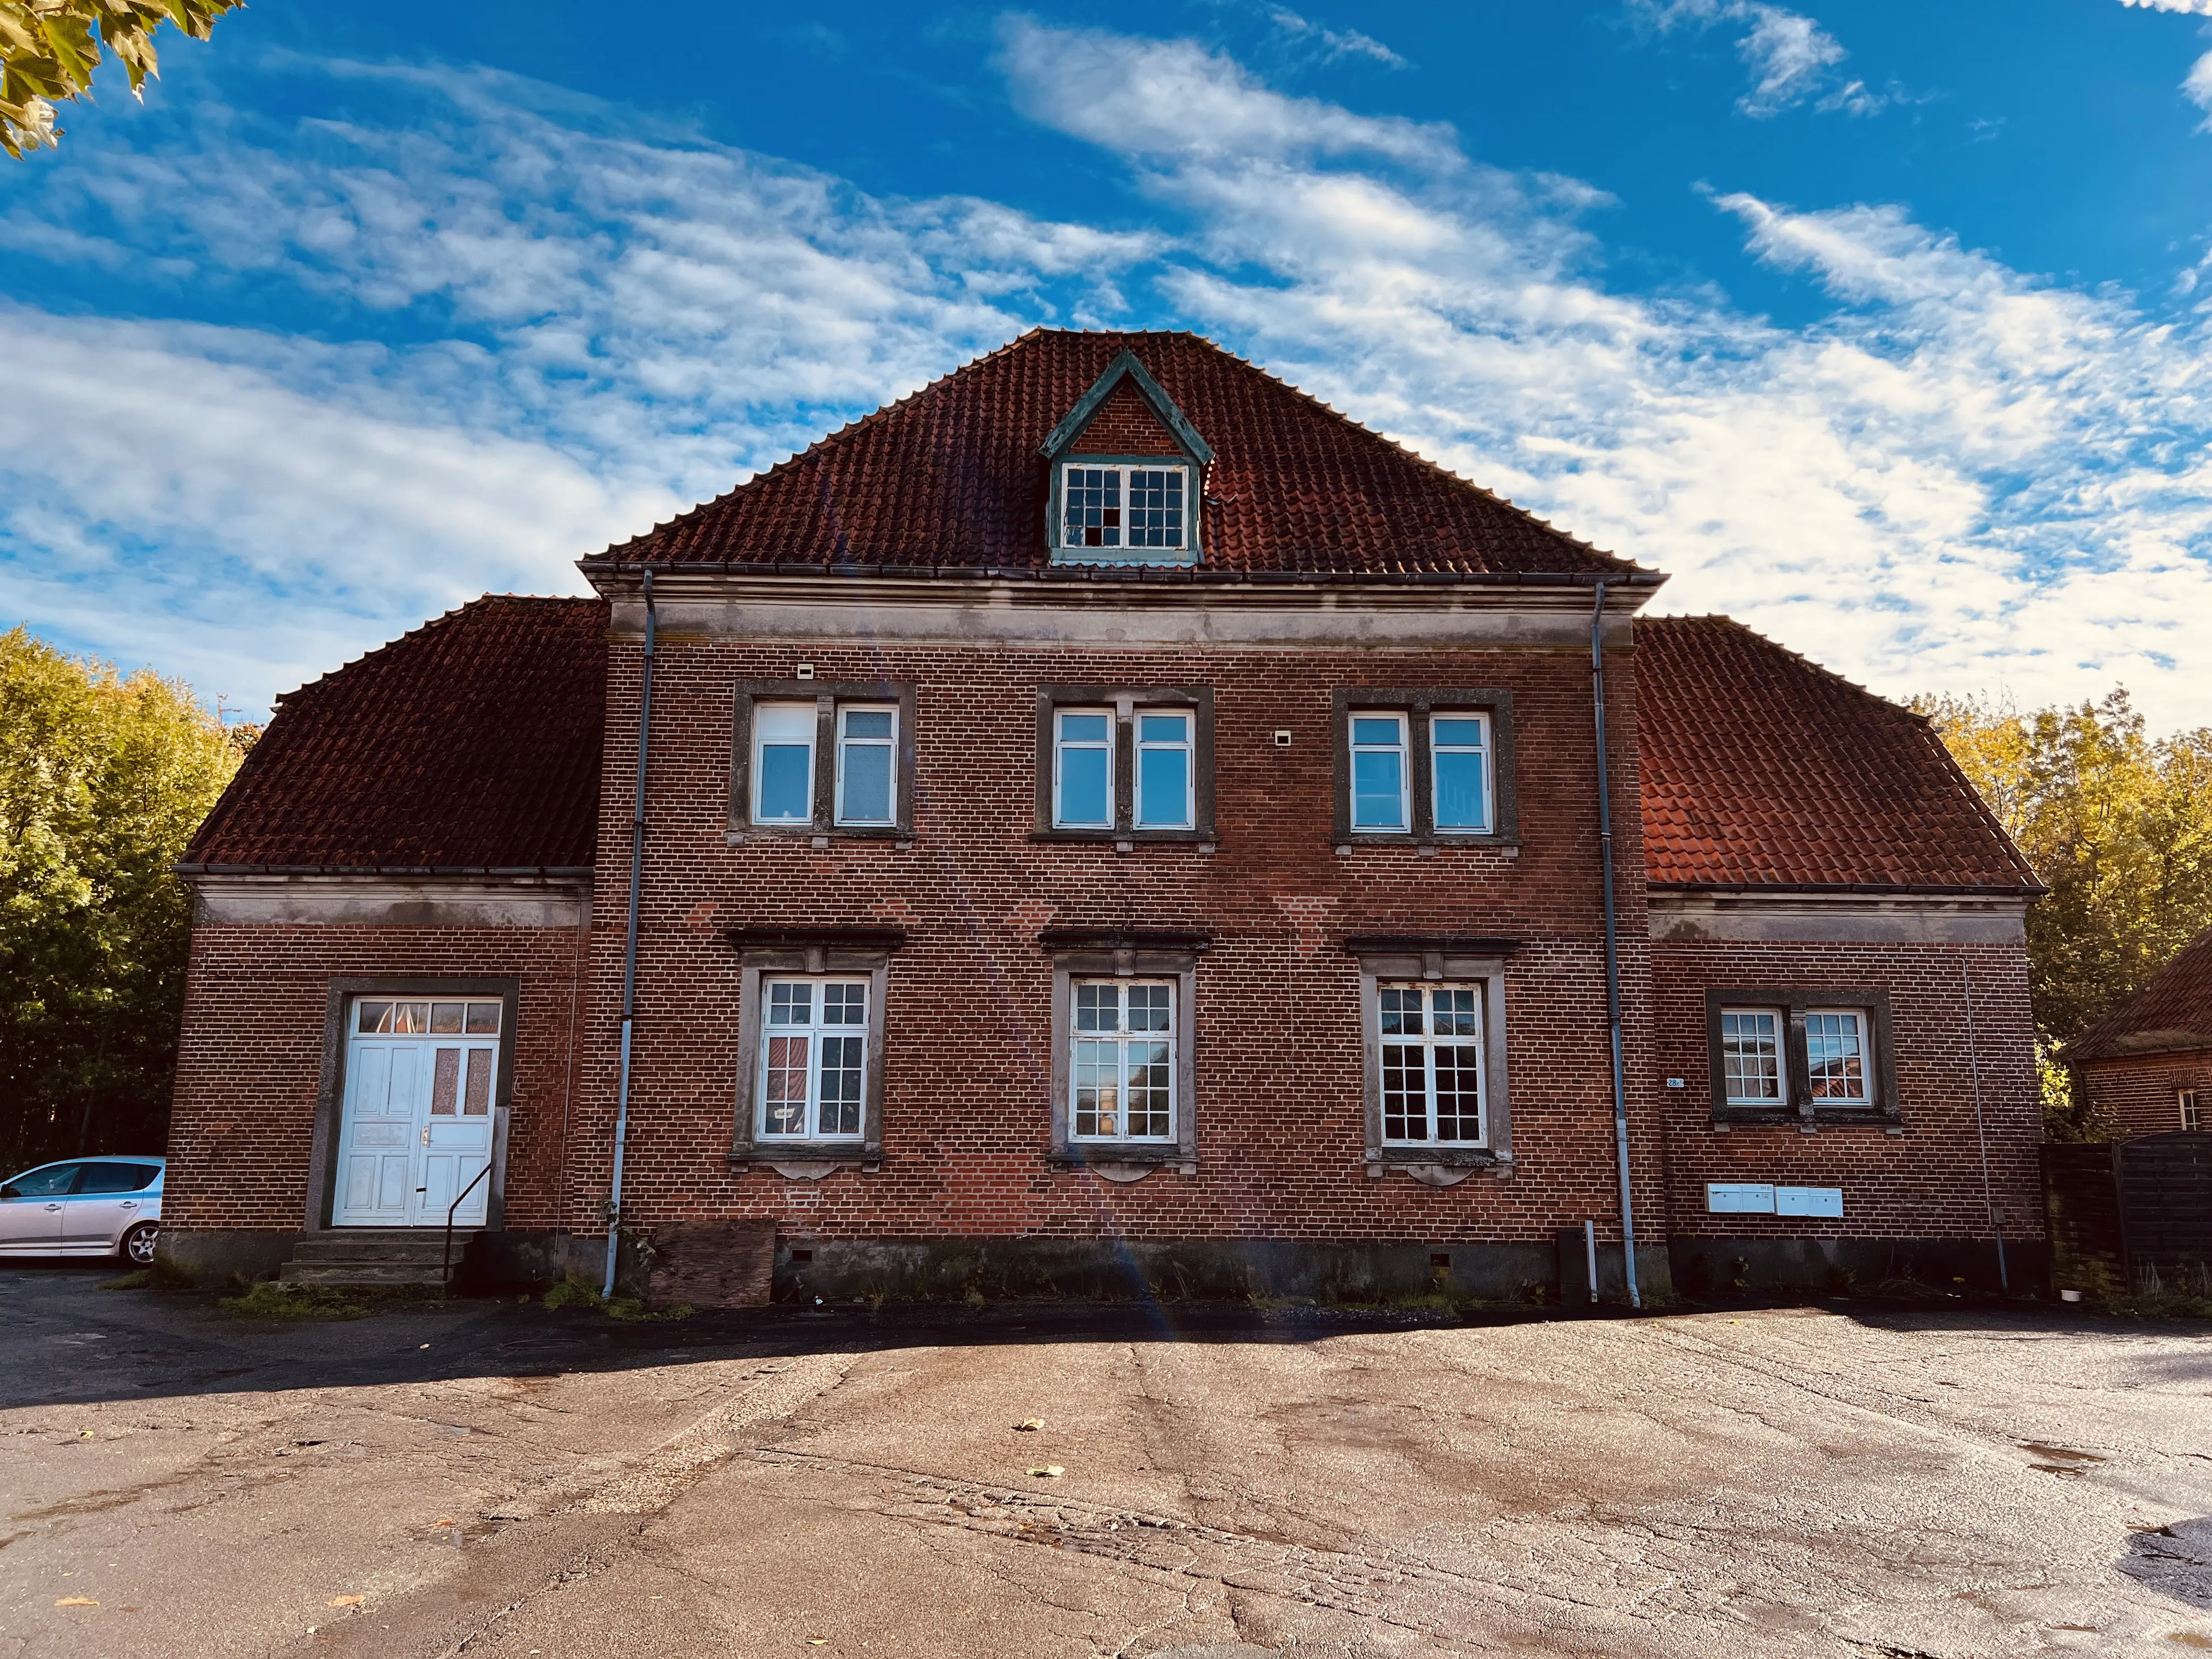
left=2070, top=927, right=2212, bottom=1139
left=160, top=330, right=2046, bottom=1300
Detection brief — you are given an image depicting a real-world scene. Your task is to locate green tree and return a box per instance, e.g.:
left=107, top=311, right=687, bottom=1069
left=2, top=0, right=242, bottom=159
left=0, top=628, right=241, bottom=1172
left=1922, top=690, right=2212, bottom=1138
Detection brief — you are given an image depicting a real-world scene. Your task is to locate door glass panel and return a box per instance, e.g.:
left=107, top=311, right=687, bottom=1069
left=464, top=1048, right=494, bottom=1115
left=465, top=1002, right=500, bottom=1035
left=430, top=1002, right=465, bottom=1034
left=357, top=1001, right=391, bottom=1034
left=431, top=1048, right=460, bottom=1114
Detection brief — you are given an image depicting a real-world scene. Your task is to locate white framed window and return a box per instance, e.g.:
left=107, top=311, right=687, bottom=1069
left=1134, top=711, right=1194, bottom=829
left=1430, top=712, right=1492, bottom=833
left=757, top=977, right=870, bottom=1142
left=1805, top=1010, right=1870, bottom=1104
left=2182, top=1090, right=2203, bottom=1133
left=1060, top=464, right=1187, bottom=552
left=1053, top=708, right=1115, bottom=828
left=1350, top=712, right=1410, bottom=832
left=834, top=705, right=897, bottom=826
left=1720, top=1008, right=1785, bottom=1107
left=752, top=702, right=816, bottom=825
left=1070, top=979, right=1175, bottom=1141
left=1378, top=983, right=1487, bottom=1146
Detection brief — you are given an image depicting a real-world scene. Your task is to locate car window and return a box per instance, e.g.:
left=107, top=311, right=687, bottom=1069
left=3, top=1163, right=81, bottom=1198
left=75, top=1162, right=160, bottom=1194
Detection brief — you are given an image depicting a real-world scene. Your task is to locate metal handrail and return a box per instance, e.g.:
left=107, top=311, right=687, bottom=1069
left=443, top=1163, right=492, bottom=1294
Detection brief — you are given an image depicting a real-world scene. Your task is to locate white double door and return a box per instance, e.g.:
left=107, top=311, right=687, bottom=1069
left=334, top=1020, right=498, bottom=1228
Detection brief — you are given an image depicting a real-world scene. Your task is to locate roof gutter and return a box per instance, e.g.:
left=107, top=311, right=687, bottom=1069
left=603, top=568, right=656, bottom=1300
left=1591, top=579, right=1640, bottom=1311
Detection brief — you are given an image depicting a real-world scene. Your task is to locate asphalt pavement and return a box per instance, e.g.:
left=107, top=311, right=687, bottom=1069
left=3, top=1263, right=2211, bottom=1656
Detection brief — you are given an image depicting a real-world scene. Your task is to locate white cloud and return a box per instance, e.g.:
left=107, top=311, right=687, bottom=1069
left=4, top=29, right=2211, bottom=734
left=2186, top=48, right=2212, bottom=120
left=1007, top=24, right=2212, bottom=729
left=2119, top=1, right=2212, bottom=14
left=1265, top=8, right=1407, bottom=68
left=1634, top=1, right=1864, bottom=118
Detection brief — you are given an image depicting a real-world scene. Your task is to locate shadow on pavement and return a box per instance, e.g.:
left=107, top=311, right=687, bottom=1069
left=1, top=1265, right=2189, bottom=1413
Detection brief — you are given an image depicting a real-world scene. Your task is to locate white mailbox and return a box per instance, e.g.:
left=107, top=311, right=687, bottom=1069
left=1775, top=1186, right=1844, bottom=1218
left=1706, top=1182, right=1776, bottom=1214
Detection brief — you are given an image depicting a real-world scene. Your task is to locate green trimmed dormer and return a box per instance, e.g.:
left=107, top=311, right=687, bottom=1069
left=1039, top=350, right=1213, bottom=566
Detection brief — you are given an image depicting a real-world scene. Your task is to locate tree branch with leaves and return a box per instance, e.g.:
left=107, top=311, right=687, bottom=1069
left=1, top=0, right=241, bottom=159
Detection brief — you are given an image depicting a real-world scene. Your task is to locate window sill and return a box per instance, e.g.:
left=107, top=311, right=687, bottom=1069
left=727, top=826, right=914, bottom=846
left=1709, top=1109, right=1901, bottom=1135
left=1029, top=829, right=1216, bottom=847
left=1366, top=1145, right=1499, bottom=1167
left=729, top=1146, right=880, bottom=1177
left=1333, top=836, right=1520, bottom=854
left=1047, top=549, right=1200, bottom=567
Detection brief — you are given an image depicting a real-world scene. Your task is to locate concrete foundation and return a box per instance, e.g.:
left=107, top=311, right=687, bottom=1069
left=771, top=1236, right=1677, bottom=1306
left=1669, top=1235, right=2047, bottom=1297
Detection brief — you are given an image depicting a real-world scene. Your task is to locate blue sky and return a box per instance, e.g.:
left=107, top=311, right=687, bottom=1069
left=6, top=1, right=2212, bottom=725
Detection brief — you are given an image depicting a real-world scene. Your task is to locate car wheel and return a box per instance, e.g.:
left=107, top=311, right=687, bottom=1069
left=121, top=1222, right=159, bottom=1267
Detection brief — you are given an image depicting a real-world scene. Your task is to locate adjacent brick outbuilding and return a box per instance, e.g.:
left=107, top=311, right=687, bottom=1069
left=159, top=330, right=2047, bottom=1298
left=2070, top=926, right=2212, bottom=1139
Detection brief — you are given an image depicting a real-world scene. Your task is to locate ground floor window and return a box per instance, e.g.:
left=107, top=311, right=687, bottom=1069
left=1071, top=979, right=1176, bottom=1141
left=1378, top=982, right=1487, bottom=1145
left=758, top=977, right=870, bottom=1142
left=1704, top=989, right=1895, bottom=1126
left=2183, top=1090, right=2203, bottom=1133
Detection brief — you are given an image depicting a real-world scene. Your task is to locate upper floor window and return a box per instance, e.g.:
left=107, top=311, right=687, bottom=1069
left=1037, top=687, right=1214, bottom=842
left=732, top=681, right=916, bottom=840
left=1333, top=691, right=1516, bottom=847
left=2183, top=1090, right=2204, bottom=1133
left=1058, top=463, right=1189, bottom=555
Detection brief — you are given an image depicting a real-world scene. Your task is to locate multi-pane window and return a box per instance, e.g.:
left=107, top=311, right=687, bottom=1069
left=1805, top=1011, right=1870, bottom=1104
left=1430, top=714, right=1492, bottom=832
left=1060, top=464, right=1187, bottom=552
left=1135, top=712, right=1193, bottom=828
left=758, top=978, right=869, bottom=1142
left=1720, top=1009, right=1784, bottom=1107
left=752, top=703, right=816, bottom=824
left=1378, top=983, right=1486, bottom=1144
left=2181, top=1090, right=2202, bottom=1133
left=1350, top=714, right=1410, bottom=831
left=1070, top=980, right=1174, bottom=1141
left=1053, top=709, right=1114, bottom=828
left=834, top=706, right=897, bottom=826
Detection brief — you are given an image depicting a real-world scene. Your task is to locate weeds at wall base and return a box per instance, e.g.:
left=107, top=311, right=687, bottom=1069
left=219, top=1281, right=368, bottom=1321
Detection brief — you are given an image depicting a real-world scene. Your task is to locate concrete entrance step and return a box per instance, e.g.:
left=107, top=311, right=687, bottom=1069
left=278, top=1229, right=481, bottom=1288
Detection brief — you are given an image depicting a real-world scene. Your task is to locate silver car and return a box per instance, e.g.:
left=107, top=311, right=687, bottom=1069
left=0, top=1157, right=163, bottom=1265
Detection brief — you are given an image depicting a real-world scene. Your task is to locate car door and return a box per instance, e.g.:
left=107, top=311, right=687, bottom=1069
left=0, top=1163, right=80, bottom=1252
left=58, top=1161, right=160, bottom=1252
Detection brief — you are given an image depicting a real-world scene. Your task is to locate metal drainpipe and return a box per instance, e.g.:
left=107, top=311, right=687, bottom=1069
left=1590, top=579, right=1641, bottom=1309
left=602, top=567, right=657, bottom=1300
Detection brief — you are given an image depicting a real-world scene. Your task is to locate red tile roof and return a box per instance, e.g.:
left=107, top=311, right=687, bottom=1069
left=585, top=330, right=1643, bottom=580
left=1635, top=616, right=2039, bottom=893
left=182, top=597, right=606, bottom=874
left=2069, top=927, right=2212, bottom=1062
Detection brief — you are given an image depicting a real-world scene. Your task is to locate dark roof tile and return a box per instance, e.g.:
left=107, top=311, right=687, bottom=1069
left=1635, top=616, right=2038, bottom=893
left=588, top=329, right=1640, bottom=579
left=184, top=596, right=606, bottom=873
left=2069, top=927, right=2212, bottom=1062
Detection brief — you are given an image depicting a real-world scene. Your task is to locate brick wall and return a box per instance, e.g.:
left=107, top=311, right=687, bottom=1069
left=1649, top=938, right=2042, bottom=1242
left=563, top=637, right=1671, bottom=1248
left=2079, top=1049, right=2212, bottom=1137
left=163, top=921, right=589, bottom=1232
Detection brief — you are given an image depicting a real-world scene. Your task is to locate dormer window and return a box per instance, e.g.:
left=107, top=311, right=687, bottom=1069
left=1040, top=349, right=1212, bottom=566
left=1061, top=463, right=1188, bottom=552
